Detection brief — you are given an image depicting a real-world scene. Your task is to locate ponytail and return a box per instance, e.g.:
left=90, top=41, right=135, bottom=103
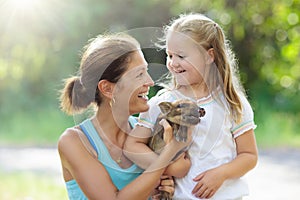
left=59, top=76, right=95, bottom=115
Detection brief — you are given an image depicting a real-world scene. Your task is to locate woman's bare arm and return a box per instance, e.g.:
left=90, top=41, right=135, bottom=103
left=59, top=123, right=187, bottom=200
left=124, top=125, right=192, bottom=178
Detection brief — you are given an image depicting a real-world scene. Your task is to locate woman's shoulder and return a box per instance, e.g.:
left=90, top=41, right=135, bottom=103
left=58, top=127, right=98, bottom=161
left=58, top=127, right=82, bottom=152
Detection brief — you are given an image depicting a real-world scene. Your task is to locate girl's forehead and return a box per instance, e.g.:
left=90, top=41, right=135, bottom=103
left=166, top=31, right=197, bottom=52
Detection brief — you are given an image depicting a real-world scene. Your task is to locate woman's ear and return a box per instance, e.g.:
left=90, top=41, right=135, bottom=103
left=206, top=48, right=215, bottom=64
left=98, top=80, right=114, bottom=99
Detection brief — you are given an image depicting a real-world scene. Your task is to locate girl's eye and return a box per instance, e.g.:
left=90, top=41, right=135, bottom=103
left=167, top=53, right=184, bottom=59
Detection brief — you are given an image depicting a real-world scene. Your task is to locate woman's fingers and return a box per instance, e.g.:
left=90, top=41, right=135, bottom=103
left=160, top=119, right=195, bottom=154
left=159, top=175, right=174, bottom=197
left=160, top=176, right=174, bottom=187
left=159, top=119, right=173, bottom=144
left=151, top=189, right=160, bottom=200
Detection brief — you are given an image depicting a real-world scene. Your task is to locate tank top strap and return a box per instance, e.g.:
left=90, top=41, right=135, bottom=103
left=79, top=121, right=99, bottom=155
left=79, top=119, right=115, bottom=166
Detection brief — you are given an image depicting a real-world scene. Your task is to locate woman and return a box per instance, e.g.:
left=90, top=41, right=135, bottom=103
left=58, top=33, right=191, bottom=199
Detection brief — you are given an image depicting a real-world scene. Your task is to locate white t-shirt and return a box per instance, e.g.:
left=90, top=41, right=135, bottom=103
left=137, top=88, right=257, bottom=200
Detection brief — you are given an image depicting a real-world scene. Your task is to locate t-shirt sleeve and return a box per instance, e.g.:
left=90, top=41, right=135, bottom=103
left=231, top=95, right=257, bottom=138
left=136, top=95, right=162, bottom=131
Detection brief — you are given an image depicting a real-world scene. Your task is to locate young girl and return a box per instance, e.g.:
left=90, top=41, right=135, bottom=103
left=124, top=13, right=258, bottom=200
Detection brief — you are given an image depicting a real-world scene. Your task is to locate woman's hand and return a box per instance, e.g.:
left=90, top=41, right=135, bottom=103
left=160, top=119, right=194, bottom=151
left=165, top=151, right=191, bottom=178
left=151, top=175, right=174, bottom=200
left=159, top=119, right=173, bottom=144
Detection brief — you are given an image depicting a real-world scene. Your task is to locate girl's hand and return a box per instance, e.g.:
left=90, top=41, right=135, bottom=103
left=151, top=175, right=174, bottom=200
left=192, top=167, right=225, bottom=199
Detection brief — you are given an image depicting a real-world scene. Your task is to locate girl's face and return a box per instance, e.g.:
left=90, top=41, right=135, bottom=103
left=166, top=31, right=211, bottom=87
left=113, top=50, right=154, bottom=115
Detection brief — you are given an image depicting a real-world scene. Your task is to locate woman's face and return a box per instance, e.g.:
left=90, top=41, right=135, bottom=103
left=113, top=50, right=154, bottom=115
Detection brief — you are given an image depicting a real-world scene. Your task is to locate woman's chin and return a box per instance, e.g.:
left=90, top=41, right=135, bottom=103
left=130, top=104, right=149, bottom=115
left=140, top=105, right=150, bottom=113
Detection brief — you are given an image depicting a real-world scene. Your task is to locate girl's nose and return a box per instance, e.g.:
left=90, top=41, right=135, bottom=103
left=170, top=57, right=180, bottom=68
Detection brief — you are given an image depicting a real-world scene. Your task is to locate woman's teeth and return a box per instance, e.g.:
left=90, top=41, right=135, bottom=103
left=138, top=92, right=149, bottom=100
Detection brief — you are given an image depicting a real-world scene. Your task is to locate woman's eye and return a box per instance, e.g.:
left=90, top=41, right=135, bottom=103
left=136, top=72, right=144, bottom=78
left=167, top=54, right=173, bottom=59
left=178, top=55, right=185, bottom=59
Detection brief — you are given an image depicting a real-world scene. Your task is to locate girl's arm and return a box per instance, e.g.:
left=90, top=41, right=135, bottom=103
left=192, top=129, right=258, bottom=199
left=124, top=125, right=192, bottom=178
left=58, top=122, right=187, bottom=200
left=123, top=125, right=156, bottom=169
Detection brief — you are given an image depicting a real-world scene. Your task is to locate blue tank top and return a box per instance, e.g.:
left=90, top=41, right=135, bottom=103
left=65, top=116, right=143, bottom=200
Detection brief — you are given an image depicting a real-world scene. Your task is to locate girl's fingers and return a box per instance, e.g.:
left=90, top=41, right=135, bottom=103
left=192, top=181, right=203, bottom=194
left=193, top=172, right=205, bottom=181
left=206, top=189, right=215, bottom=199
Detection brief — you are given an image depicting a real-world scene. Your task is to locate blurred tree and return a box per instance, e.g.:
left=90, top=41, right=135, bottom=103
left=169, top=0, right=300, bottom=112
left=0, top=0, right=299, bottom=116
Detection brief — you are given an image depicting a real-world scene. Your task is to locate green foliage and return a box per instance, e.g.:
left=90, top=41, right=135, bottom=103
left=0, top=107, right=74, bottom=146
left=254, top=102, right=300, bottom=147
left=0, top=0, right=299, bottom=146
left=169, top=0, right=300, bottom=112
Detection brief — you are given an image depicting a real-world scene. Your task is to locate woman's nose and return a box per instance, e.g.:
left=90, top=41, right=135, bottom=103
left=144, top=72, right=154, bottom=86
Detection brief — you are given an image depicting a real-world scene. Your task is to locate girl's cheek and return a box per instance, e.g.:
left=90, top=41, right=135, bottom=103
left=166, top=62, right=172, bottom=71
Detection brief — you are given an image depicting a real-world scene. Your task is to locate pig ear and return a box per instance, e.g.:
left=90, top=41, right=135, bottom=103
left=158, top=102, right=173, bottom=114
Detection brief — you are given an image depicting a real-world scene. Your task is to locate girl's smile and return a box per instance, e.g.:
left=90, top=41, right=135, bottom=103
left=166, top=31, right=209, bottom=87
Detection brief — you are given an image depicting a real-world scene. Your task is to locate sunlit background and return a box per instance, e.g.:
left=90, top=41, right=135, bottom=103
left=0, top=0, right=299, bottom=199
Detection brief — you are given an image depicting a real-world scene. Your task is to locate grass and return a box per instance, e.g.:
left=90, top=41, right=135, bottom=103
left=0, top=107, right=74, bottom=146
left=0, top=171, right=68, bottom=200
left=254, top=108, right=300, bottom=148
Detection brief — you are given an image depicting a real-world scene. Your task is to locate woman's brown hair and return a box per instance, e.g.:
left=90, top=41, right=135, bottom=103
left=59, top=33, right=140, bottom=115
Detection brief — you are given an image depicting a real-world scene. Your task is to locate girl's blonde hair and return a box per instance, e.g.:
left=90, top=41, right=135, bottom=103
left=59, top=33, right=140, bottom=115
left=163, top=13, right=245, bottom=123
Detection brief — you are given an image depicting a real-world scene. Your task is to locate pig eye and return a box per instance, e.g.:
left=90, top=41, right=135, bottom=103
left=177, top=103, right=189, bottom=108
